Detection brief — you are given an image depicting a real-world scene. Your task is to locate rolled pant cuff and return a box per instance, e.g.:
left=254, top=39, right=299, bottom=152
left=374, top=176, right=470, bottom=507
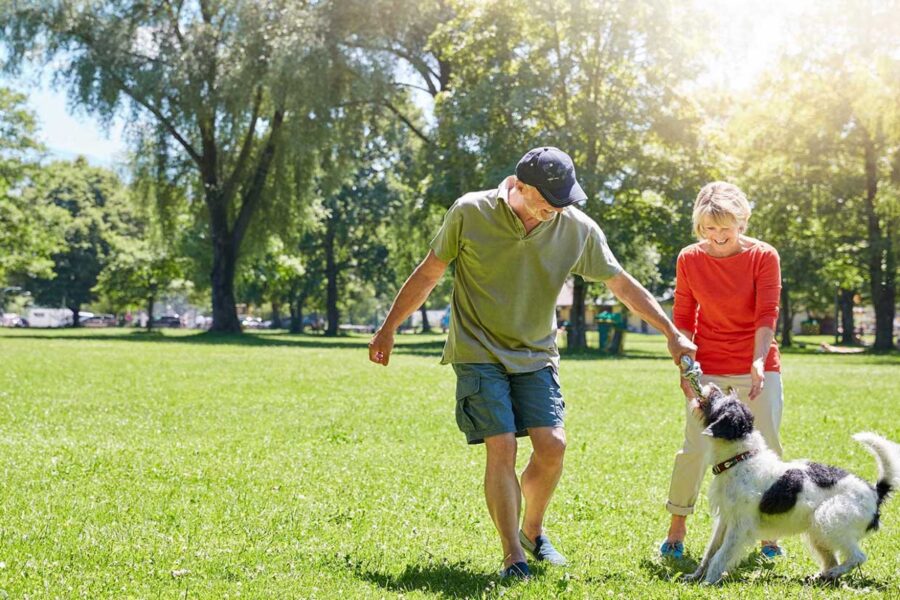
left=666, top=501, right=694, bottom=516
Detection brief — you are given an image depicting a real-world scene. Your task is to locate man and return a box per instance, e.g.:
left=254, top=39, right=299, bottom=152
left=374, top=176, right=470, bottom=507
left=368, top=147, right=695, bottom=579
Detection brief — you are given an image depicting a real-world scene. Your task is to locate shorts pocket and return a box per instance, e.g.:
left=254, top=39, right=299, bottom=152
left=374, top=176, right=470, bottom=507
left=554, top=397, right=566, bottom=420
left=455, top=375, right=480, bottom=433
left=549, top=369, right=565, bottom=419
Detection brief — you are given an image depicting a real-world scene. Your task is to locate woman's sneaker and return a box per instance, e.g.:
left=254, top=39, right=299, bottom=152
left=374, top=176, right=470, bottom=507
left=659, top=540, right=684, bottom=559
left=519, top=530, right=568, bottom=566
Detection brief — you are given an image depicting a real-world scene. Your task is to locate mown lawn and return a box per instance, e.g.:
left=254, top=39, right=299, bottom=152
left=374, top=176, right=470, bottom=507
left=0, top=328, right=898, bottom=598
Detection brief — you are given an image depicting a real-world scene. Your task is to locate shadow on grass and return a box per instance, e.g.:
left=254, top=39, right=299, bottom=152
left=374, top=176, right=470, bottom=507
left=559, top=348, right=671, bottom=361
left=350, top=559, right=498, bottom=598
left=640, top=554, right=699, bottom=582
left=641, top=553, right=891, bottom=592
left=4, top=330, right=447, bottom=357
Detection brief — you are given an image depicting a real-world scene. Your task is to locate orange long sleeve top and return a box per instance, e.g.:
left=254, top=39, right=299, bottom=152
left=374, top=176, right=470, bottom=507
left=672, top=241, right=781, bottom=375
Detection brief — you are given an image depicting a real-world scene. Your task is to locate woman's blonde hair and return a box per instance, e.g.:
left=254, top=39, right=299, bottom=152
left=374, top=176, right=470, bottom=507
left=692, top=181, right=751, bottom=240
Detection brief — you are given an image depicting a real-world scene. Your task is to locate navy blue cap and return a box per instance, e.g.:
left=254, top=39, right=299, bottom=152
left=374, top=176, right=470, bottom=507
left=515, top=147, right=587, bottom=208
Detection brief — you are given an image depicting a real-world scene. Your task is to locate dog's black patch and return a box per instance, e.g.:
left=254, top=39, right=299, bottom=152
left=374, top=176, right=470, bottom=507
left=706, top=400, right=755, bottom=441
left=868, top=480, right=894, bottom=531
left=806, top=463, right=848, bottom=488
left=760, top=469, right=805, bottom=514
left=876, top=480, right=893, bottom=505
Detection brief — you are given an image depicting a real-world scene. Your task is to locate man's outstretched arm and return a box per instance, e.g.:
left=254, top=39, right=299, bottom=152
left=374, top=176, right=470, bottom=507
left=368, top=250, right=449, bottom=366
left=605, top=271, right=696, bottom=363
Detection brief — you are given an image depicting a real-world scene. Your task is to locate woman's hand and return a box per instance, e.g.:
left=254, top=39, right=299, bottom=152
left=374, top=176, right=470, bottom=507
left=749, top=358, right=765, bottom=400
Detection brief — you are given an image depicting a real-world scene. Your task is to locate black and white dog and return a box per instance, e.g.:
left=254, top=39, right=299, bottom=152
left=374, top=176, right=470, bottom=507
left=685, top=384, right=899, bottom=585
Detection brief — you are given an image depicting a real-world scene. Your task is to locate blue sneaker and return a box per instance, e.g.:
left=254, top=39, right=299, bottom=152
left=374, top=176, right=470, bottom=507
left=519, top=530, right=568, bottom=566
left=761, top=544, right=785, bottom=560
left=499, top=561, right=531, bottom=580
left=659, top=540, right=684, bottom=559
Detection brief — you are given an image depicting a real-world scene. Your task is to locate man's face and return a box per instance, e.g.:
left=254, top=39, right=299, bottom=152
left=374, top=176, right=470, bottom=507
left=519, top=184, right=564, bottom=221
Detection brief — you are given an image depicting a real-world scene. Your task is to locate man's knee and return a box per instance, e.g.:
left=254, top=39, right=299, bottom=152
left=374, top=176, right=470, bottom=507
left=532, top=428, right=566, bottom=464
left=484, top=433, right=517, bottom=467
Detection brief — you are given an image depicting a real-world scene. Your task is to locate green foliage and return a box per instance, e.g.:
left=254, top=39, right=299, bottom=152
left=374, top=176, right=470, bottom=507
left=16, top=158, right=129, bottom=322
left=93, top=194, right=189, bottom=323
left=0, top=87, right=66, bottom=283
left=727, top=3, right=900, bottom=347
left=236, top=235, right=305, bottom=310
left=0, top=0, right=369, bottom=331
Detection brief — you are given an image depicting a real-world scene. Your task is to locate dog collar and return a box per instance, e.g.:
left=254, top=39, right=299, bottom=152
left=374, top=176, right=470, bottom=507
left=712, top=450, right=757, bottom=475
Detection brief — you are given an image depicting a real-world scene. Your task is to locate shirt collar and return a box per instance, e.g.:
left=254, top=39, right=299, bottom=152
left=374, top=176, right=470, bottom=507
left=497, top=176, right=515, bottom=204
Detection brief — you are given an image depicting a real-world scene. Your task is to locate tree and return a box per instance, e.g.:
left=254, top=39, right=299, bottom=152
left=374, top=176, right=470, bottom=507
left=339, top=1, right=710, bottom=348
left=1, top=0, right=351, bottom=332
left=94, top=200, right=188, bottom=331
left=236, top=235, right=305, bottom=329
left=0, top=87, right=65, bottom=288
left=729, top=3, right=900, bottom=349
left=19, top=159, right=126, bottom=325
left=426, top=0, right=709, bottom=348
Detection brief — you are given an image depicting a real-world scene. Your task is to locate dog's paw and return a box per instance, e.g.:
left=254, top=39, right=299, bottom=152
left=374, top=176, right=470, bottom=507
left=810, top=572, right=839, bottom=586
left=682, top=569, right=705, bottom=583
left=820, top=568, right=844, bottom=582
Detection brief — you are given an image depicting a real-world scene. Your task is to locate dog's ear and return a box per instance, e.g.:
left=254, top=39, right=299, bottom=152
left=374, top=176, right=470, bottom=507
left=705, top=383, right=723, bottom=399
left=702, top=402, right=754, bottom=440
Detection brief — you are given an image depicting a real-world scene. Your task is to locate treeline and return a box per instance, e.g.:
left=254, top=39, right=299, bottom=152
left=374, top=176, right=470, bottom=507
left=0, top=1, right=897, bottom=349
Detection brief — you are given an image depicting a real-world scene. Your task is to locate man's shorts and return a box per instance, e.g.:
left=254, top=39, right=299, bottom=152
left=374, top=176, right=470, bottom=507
left=451, top=363, right=565, bottom=445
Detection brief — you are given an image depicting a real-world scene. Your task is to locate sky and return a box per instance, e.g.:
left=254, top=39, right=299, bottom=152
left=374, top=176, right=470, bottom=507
left=1, top=67, right=128, bottom=168
left=0, top=0, right=818, bottom=169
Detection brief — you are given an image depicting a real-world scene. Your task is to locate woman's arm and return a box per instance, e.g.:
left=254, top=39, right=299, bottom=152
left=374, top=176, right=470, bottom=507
left=749, top=326, right=775, bottom=400
left=750, top=247, right=781, bottom=400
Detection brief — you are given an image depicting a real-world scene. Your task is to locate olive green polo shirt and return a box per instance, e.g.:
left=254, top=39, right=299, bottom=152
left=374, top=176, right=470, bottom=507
left=430, top=177, right=623, bottom=373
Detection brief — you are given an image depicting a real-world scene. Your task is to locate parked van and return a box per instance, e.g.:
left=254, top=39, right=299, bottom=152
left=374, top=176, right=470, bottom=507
left=25, top=308, right=73, bottom=328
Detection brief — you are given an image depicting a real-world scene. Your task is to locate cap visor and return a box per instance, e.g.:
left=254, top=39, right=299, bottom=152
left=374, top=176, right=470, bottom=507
left=538, top=179, right=587, bottom=208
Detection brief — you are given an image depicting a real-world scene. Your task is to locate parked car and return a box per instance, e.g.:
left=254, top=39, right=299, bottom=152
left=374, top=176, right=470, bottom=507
left=0, top=313, right=28, bottom=327
left=302, top=314, right=325, bottom=331
left=82, top=314, right=117, bottom=327
left=153, top=315, right=182, bottom=328
left=240, top=316, right=264, bottom=329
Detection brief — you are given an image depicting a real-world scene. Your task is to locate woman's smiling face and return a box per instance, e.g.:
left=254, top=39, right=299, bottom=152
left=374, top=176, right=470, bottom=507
left=700, top=216, right=743, bottom=257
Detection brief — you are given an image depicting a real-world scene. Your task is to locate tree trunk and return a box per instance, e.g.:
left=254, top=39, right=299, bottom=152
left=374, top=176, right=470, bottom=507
left=203, top=110, right=283, bottom=335
left=324, top=221, right=339, bottom=337
left=863, top=133, right=897, bottom=350
left=288, top=299, right=301, bottom=334
left=780, top=283, right=792, bottom=348
left=146, top=295, right=155, bottom=332
left=288, top=302, right=297, bottom=333
left=271, top=302, right=282, bottom=329
left=419, top=304, right=431, bottom=333
left=569, top=276, right=587, bottom=350
left=209, top=224, right=242, bottom=333
left=68, top=302, right=81, bottom=327
left=209, top=246, right=241, bottom=333
left=839, top=288, right=856, bottom=345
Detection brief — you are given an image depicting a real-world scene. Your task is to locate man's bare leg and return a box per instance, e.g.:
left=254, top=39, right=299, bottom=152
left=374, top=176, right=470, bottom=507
left=484, top=433, right=525, bottom=567
left=520, top=427, right=566, bottom=541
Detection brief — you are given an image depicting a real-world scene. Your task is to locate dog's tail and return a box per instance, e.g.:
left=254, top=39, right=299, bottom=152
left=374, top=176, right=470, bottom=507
left=853, top=432, right=900, bottom=531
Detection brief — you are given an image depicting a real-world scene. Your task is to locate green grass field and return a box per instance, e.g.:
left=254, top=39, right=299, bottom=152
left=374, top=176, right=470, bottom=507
left=1, top=329, right=898, bottom=598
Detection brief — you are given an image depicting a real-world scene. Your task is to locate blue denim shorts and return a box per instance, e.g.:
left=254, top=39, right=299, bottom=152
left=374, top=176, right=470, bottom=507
left=451, top=363, right=565, bottom=445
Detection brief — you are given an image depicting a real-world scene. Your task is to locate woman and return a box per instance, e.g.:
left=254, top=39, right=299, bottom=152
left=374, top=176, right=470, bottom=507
left=660, top=181, right=785, bottom=559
